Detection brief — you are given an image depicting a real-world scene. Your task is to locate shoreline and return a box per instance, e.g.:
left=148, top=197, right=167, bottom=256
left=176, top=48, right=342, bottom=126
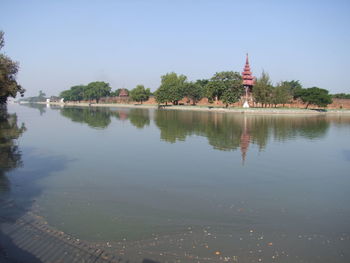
left=35, top=101, right=350, bottom=115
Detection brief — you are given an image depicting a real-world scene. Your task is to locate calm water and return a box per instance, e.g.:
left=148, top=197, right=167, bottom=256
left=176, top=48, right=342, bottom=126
left=1, top=104, right=350, bottom=262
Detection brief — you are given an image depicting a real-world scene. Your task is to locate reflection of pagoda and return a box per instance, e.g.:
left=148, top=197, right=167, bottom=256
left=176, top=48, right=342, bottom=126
left=117, top=110, right=128, bottom=120
left=241, top=54, right=255, bottom=108
left=240, top=116, right=251, bottom=165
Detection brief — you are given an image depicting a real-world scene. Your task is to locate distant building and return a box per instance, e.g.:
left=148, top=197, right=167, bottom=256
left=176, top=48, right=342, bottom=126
left=119, top=89, right=129, bottom=97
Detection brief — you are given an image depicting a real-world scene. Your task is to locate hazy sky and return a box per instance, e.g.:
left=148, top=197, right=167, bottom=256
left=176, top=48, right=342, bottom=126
left=1, top=0, right=349, bottom=97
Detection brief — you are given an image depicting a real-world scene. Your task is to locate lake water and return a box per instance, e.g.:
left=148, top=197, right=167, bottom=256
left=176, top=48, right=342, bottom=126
left=1, top=104, right=350, bottom=262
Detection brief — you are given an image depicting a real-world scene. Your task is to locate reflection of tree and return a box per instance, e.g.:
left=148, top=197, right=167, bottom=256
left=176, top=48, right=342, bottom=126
left=155, top=110, right=331, bottom=162
left=128, top=109, right=150, bottom=129
left=0, top=108, right=26, bottom=191
left=60, top=107, right=111, bottom=129
left=60, top=107, right=152, bottom=130
left=20, top=102, right=47, bottom=115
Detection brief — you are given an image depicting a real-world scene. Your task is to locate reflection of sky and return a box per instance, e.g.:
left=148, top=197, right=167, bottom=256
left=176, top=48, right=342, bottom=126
left=343, top=150, right=350, bottom=162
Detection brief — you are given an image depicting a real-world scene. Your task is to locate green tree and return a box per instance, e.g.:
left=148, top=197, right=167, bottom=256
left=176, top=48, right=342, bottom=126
left=184, top=82, right=203, bottom=105
left=271, top=83, right=292, bottom=107
left=155, top=72, right=187, bottom=105
left=205, top=71, right=242, bottom=103
left=297, top=87, right=333, bottom=109
left=253, top=71, right=274, bottom=107
left=60, top=89, right=73, bottom=101
left=84, top=81, right=111, bottom=103
left=332, top=93, right=350, bottom=99
left=130, top=85, right=151, bottom=104
left=0, top=31, right=25, bottom=104
left=280, top=80, right=303, bottom=99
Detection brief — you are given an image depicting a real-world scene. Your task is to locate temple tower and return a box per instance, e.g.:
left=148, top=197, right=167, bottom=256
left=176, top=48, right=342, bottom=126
left=242, top=54, right=255, bottom=108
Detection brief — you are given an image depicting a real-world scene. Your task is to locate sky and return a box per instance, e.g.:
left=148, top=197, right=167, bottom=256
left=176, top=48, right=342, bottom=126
left=1, top=0, right=350, bottom=97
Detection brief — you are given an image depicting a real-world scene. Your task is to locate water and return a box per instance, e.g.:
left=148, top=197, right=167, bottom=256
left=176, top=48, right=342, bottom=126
left=1, top=104, right=350, bottom=262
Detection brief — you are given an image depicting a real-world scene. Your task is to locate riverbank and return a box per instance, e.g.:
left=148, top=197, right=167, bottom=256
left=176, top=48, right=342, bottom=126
left=37, top=102, right=350, bottom=115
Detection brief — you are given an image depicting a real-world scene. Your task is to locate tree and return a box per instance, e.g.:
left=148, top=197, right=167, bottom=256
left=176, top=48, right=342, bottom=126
left=155, top=72, right=187, bottom=105
left=271, top=83, right=292, bottom=107
left=0, top=31, right=25, bottom=104
left=297, top=87, right=333, bottom=109
left=253, top=71, right=274, bottom=107
left=184, top=82, right=203, bottom=105
left=60, top=85, right=86, bottom=102
left=130, top=85, right=151, bottom=104
left=84, top=81, right=111, bottom=103
left=280, top=80, right=303, bottom=99
left=205, top=71, right=243, bottom=105
left=332, top=93, right=350, bottom=99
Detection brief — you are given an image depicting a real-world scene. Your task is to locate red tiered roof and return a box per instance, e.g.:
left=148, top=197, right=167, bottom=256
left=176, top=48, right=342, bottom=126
left=242, top=54, right=255, bottom=86
left=119, top=88, right=129, bottom=97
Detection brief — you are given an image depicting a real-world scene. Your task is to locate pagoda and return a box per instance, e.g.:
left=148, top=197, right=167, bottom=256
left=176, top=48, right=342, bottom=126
left=241, top=54, right=255, bottom=108
left=119, top=88, right=129, bottom=97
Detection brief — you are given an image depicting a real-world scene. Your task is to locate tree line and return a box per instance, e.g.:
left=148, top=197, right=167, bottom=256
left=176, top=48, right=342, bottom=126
left=154, top=71, right=333, bottom=108
left=60, top=71, right=334, bottom=109
left=60, top=82, right=151, bottom=104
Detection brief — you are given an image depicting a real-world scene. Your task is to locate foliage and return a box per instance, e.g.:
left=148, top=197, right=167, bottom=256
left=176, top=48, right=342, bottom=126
left=280, top=80, right=303, bottom=99
left=252, top=71, right=274, bottom=107
left=205, top=71, right=242, bottom=102
left=332, top=93, right=350, bottom=99
left=297, top=87, right=333, bottom=108
left=23, top=90, right=47, bottom=103
left=60, top=82, right=111, bottom=103
left=184, top=82, right=203, bottom=105
left=130, top=85, right=151, bottom=104
left=84, top=81, right=111, bottom=103
left=155, top=72, right=187, bottom=105
left=0, top=31, right=25, bottom=104
left=271, top=83, right=292, bottom=107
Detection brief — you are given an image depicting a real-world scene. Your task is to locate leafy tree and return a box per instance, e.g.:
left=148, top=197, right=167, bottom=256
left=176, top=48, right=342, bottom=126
left=332, top=93, right=350, bottom=99
left=253, top=71, right=274, bottom=107
left=297, top=87, right=333, bottom=109
left=205, top=81, right=225, bottom=103
left=155, top=72, right=187, bottom=105
left=280, top=80, right=303, bottom=99
left=0, top=31, right=25, bottom=104
left=271, top=83, right=292, bottom=107
left=70, top=85, right=86, bottom=102
left=60, top=85, right=86, bottom=102
left=84, top=81, right=111, bottom=103
left=205, top=71, right=242, bottom=103
left=184, top=82, right=203, bottom=105
left=130, top=85, right=151, bottom=104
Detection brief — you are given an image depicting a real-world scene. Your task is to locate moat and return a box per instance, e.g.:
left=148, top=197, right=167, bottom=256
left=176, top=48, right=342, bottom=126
left=1, top=104, right=350, bottom=263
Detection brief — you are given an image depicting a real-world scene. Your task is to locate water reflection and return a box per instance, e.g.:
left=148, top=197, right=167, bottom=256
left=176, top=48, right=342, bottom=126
left=20, top=102, right=47, bottom=115
left=60, top=107, right=112, bottom=129
left=0, top=109, right=26, bottom=187
left=53, top=106, right=348, bottom=164
left=154, top=111, right=331, bottom=162
left=60, top=107, right=151, bottom=130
